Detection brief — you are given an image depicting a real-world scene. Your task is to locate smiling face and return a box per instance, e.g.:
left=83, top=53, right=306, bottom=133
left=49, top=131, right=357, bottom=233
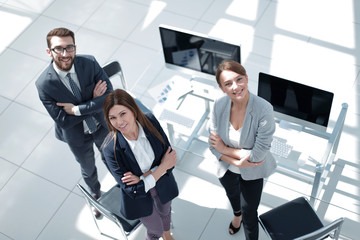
left=219, top=70, right=249, bottom=102
left=108, top=104, right=138, bottom=139
left=46, top=36, right=75, bottom=72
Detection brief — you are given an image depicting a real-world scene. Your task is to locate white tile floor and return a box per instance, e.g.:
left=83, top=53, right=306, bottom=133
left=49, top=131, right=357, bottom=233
left=0, top=0, right=359, bottom=239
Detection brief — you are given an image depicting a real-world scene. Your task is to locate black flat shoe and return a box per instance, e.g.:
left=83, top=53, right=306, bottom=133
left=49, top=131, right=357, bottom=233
left=229, top=221, right=241, bottom=235
left=93, top=208, right=102, bottom=219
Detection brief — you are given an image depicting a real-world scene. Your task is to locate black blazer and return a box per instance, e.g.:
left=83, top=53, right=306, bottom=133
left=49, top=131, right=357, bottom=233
left=102, top=113, right=179, bottom=220
left=35, top=55, right=113, bottom=146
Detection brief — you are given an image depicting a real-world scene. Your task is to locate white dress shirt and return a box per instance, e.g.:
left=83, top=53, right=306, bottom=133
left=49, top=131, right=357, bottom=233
left=53, top=63, right=95, bottom=133
left=53, top=63, right=82, bottom=115
left=123, top=122, right=156, bottom=192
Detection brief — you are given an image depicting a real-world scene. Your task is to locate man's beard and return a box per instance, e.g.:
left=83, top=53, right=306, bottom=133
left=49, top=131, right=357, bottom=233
left=53, top=56, right=74, bottom=71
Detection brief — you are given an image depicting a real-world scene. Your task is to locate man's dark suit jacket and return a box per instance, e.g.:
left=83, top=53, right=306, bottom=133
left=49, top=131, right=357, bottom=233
left=102, top=113, right=179, bottom=220
left=35, top=55, right=113, bottom=146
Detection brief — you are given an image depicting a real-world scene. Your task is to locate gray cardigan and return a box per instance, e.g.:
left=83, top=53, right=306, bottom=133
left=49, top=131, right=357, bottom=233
left=209, top=92, right=277, bottom=179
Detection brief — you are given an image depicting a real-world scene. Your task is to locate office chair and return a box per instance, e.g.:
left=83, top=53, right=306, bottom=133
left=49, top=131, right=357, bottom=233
left=259, top=197, right=344, bottom=240
left=102, top=60, right=151, bottom=113
left=103, top=60, right=127, bottom=90
left=77, top=183, right=141, bottom=240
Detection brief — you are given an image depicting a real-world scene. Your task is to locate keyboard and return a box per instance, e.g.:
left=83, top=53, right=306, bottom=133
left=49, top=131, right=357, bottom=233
left=159, top=108, right=195, bottom=128
left=270, top=137, right=293, bottom=158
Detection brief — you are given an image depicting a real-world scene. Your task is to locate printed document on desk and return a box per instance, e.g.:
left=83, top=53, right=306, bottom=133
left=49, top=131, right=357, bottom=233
left=148, top=76, right=198, bottom=132
left=148, top=75, right=192, bottom=104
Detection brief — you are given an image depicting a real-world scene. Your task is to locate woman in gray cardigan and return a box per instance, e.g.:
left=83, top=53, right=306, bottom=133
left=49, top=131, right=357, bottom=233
left=209, top=60, right=277, bottom=240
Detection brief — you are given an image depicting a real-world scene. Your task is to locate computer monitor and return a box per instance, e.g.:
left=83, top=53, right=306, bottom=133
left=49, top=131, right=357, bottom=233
left=159, top=24, right=241, bottom=82
left=257, top=72, right=334, bottom=132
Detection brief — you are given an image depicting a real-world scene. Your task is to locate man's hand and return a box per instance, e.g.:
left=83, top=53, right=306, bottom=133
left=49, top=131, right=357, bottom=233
left=57, top=102, right=75, bottom=115
left=93, top=80, right=107, bottom=98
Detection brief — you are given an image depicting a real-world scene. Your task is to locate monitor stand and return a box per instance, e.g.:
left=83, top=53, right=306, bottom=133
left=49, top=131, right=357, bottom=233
left=279, top=119, right=304, bottom=132
left=190, top=75, right=218, bottom=88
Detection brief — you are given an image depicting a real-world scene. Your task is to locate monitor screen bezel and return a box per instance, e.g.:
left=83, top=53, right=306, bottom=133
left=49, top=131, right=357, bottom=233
left=257, top=72, right=334, bottom=133
left=159, top=24, right=241, bottom=82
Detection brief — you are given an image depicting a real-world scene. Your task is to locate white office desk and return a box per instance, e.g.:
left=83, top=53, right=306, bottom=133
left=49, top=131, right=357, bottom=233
left=272, top=103, right=348, bottom=205
left=153, top=76, right=220, bottom=160
left=152, top=76, right=348, bottom=205
left=271, top=123, right=328, bottom=193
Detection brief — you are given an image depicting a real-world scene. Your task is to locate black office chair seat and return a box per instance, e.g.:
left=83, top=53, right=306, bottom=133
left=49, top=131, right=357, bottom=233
left=259, top=197, right=344, bottom=240
left=98, top=184, right=140, bottom=233
left=77, top=183, right=141, bottom=239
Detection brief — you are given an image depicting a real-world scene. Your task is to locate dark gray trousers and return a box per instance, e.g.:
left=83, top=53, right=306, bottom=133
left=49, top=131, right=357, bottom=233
left=68, top=125, right=108, bottom=197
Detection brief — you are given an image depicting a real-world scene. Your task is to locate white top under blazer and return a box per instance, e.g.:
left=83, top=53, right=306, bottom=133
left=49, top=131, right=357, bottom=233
left=209, top=92, right=277, bottom=179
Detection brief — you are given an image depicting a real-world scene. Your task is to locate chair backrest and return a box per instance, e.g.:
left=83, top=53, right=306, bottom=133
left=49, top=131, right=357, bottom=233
left=294, top=217, right=344, bottom=240
left=102, top=60, right=152, bottom=114
left=259, top=197, right=344, bottom=240
left=103, top=60, right=127, bottom=90
left=77, top=183, right=141, bottom=239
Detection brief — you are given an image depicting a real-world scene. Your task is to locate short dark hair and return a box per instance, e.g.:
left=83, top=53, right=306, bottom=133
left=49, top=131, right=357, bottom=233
left=215, top=60, right=247, bottom=86
left=46, top=27, right=75, bottom=48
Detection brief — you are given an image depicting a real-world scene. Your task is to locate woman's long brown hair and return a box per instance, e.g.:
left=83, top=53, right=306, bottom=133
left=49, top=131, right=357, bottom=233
left=102, top=89, right=164, bottom=148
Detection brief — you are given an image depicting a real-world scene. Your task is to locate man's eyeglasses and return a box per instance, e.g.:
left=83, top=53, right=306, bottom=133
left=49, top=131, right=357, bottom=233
left=51, top=45, right=76, bottom=54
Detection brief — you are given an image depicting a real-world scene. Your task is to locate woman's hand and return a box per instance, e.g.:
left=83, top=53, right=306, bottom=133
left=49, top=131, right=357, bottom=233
left=233, top=155, right=264, bottom=168
left=149, top=147, right=177, bottom=182
left=209, top=131, right=227, bottom=153
left=160, top=146, right=177, bottom=170
left=121, top=171, right=140, bottom=185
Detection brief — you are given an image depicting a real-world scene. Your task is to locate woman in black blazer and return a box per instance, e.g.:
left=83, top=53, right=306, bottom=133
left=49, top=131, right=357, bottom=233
left=102, top=89, right=178, bottom=240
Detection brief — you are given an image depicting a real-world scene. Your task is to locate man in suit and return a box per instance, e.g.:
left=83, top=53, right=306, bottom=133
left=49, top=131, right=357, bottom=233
left=35, top=28, right=113, bottom=218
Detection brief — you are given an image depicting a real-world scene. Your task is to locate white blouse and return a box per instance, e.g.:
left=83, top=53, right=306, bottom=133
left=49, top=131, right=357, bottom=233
left=228, top=123, right=242, bottom=174
left=123, top=122, right=156, bottom=192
